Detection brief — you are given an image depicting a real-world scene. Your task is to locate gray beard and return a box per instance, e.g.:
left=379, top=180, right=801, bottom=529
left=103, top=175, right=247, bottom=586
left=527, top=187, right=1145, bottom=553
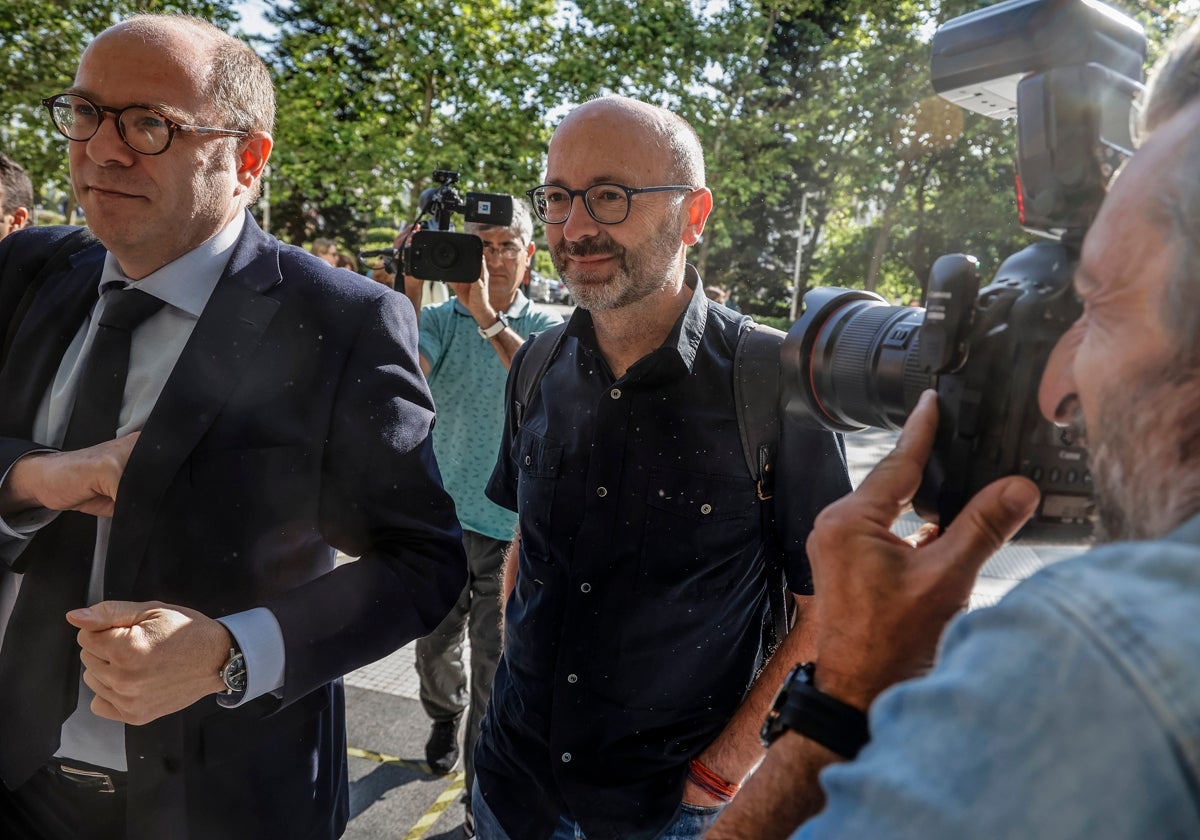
left=1078, top=372, right=1200, bottom=543
left=553, top=215, right=682, bottom=312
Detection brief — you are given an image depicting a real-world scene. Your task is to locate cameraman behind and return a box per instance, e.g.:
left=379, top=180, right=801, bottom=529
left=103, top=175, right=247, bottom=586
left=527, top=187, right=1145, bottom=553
left=400, top=200, right=562, bottom=835
left=710, top=18, right=1200, bottom=840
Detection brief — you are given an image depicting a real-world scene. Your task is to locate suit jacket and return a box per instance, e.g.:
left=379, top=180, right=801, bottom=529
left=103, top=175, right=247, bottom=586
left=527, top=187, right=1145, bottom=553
left=0, top=217, right=467, bottom=839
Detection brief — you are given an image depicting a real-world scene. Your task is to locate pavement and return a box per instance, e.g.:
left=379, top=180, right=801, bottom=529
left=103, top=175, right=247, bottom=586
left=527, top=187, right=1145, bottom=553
left=339, top=426, right=1083, bottom=838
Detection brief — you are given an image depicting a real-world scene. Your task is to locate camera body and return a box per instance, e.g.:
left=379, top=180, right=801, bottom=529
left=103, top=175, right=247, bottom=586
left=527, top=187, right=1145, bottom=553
left=402, top=169, right=515, bottom=283
left=783, top=0, right=1145, bottom=542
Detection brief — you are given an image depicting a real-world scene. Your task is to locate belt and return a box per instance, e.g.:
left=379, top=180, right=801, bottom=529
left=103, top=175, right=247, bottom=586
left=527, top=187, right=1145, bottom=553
left=42, top=760, right=126, bottom=794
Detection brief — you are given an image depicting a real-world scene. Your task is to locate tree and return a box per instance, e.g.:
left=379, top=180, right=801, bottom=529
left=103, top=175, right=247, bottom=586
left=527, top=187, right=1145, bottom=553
left=262, top=0, right=558, bottom=248
left=0, top=1, right=239, bottom=222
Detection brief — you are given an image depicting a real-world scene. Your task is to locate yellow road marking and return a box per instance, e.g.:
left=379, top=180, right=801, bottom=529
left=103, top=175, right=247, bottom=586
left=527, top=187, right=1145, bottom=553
left=403, top=773, right=466, bottom=840
left=346, top=745, right=431, bottom=776
left=346, top=745, right=466, bottom=839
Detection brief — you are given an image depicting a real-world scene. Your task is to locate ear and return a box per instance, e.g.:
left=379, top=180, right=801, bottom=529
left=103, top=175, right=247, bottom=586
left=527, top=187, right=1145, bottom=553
left=526, top=241, right=536, bottom=260
left=235, top=132, right=273, bottom=191
left=681, top=187, right=713, bottom=246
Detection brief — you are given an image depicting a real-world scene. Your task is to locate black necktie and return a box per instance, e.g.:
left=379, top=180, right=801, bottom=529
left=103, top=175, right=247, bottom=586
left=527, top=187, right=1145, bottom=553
left=0, top=285, right=164, bottom=789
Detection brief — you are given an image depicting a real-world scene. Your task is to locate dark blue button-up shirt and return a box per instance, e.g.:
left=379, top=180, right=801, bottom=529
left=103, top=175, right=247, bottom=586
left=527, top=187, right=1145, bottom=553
left=480, top=270, right=851, bottom=839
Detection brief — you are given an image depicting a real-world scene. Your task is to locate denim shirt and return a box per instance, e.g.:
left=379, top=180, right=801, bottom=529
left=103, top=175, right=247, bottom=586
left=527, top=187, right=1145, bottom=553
left=795, top=513, right=1200, bottom=839
left=480, top=269, right=851, bottom=840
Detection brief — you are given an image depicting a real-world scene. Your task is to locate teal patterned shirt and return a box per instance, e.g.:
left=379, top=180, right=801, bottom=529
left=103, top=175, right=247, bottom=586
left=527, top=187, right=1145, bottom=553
left=419, top=291, right=562, bottom=540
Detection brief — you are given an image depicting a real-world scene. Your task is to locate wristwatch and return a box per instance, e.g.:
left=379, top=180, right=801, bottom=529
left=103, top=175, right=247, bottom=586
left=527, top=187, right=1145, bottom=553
left=760, top=662, right=870, bottom=759
left=478, top=313, right=508, bottom=339
left=219, top=645, right=247, bottom=695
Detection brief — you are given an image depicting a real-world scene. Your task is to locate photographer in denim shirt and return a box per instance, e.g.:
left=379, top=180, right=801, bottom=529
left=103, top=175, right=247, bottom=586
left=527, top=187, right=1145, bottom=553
left=711, top=19, right=1200, bottom=840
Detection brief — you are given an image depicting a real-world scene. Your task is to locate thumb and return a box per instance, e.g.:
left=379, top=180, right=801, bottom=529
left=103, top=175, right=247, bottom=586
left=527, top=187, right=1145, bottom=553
left=935, top=476, right=1040, bottom=572
left=66, top=600, right=151, bottom=631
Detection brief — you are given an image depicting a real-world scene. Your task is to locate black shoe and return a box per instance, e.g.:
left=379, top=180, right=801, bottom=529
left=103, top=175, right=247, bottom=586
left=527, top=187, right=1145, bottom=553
left=425, top=719, right=460, bottom=775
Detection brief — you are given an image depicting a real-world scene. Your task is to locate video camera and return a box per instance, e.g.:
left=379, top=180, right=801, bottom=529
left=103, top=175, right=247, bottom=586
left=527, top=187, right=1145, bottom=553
left=782, top=0, right=1145, bottom=542
left=376, top=169, right=514, bottom=283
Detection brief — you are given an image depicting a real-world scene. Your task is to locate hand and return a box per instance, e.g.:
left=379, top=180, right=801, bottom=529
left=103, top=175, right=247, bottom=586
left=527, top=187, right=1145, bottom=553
left=807, top=390, right=1040, bottom=709
left=448, top=261, right=496, bottom=327
left=67, top=600, right=233, bottom=725
left=1, top=432, right=140, bottom=517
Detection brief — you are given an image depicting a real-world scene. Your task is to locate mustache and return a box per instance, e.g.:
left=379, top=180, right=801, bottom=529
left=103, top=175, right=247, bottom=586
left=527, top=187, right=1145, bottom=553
left=1060, top=399, right=1088, bottom=449
left=555, top=235, right=621, bottom=258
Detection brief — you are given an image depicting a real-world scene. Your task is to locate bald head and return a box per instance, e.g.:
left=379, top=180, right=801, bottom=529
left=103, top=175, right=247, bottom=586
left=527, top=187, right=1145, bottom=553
left=92, top=14, right=275, bottom=137
left=554, top=96, right=706, bottom=188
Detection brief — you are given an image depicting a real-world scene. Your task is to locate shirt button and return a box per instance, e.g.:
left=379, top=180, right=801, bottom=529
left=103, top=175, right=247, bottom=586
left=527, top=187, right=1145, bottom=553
left=562, top=752, right=572, bottom=763
left=580, top=582, right=592, bottom=593
left=610, top=388, right=622, bottom=400
left=567, top=674, right=578, bottom=684
left=700, top=503, right=713, bottom=515
left=596, top=486, right=607, bottom=498
left=524, top=455, right=532, bottom=466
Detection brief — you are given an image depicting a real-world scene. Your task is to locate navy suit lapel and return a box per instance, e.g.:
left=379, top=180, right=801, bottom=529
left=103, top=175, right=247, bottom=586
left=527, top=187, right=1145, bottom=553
left=105, top=217, right=283, bottom=599
left=0, top=254, right=103, bottom=438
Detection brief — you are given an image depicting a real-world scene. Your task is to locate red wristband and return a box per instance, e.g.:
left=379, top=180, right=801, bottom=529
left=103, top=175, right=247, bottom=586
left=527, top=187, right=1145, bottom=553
left=687, top=757, right=740, bottom=803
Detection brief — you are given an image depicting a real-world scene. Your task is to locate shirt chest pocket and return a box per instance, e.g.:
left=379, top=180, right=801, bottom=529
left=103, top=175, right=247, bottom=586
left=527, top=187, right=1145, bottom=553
left=513, top=427, right=563, bottom=559
left=640, top=466, right=759, bottom=594
left=514, top=426, right=562, bottom=479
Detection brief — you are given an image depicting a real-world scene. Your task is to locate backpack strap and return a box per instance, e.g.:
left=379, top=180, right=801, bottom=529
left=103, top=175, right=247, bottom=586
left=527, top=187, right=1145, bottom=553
left=513, top=322, right=568, bottom=426
left=734, top=320, right=786, bottom=501
left=733, top=318, right=792, bottom=653
left=1, top=227, right=100, bottom=370
left=513, top=316, right=795, bottom=651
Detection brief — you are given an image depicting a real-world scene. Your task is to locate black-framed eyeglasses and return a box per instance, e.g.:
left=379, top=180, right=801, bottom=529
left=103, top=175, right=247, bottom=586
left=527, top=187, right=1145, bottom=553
left=526, top=183, right=694, bottom=225
left=42, top=93, right=249, bottom=156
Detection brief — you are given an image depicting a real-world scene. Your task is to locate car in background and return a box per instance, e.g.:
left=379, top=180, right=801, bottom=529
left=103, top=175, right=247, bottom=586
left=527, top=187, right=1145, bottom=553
left=528, top=270, right=572, bottom=306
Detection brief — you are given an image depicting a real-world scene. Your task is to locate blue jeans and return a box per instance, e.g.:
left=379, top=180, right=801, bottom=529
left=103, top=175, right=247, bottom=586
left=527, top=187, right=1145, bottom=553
left=472, top=780, right=724, bottom=840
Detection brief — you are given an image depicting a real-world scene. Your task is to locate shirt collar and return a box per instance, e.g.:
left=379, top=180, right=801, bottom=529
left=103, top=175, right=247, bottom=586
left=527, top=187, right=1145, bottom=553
left=99, top=213, right=246, bottom=317
left=565, top=264, right=708, bottom=382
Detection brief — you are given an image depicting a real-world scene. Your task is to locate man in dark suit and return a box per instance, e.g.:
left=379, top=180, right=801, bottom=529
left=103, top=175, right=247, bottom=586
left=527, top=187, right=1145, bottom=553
left=0, top=14, right=466, bottom=840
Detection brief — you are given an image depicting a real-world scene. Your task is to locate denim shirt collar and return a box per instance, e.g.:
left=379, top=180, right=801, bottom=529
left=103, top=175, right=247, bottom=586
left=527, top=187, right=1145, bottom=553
left=1163, top=511, right=1200, bottom=547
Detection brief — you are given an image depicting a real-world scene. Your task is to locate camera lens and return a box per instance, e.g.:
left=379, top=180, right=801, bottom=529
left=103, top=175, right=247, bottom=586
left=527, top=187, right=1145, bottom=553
left=431, top=240, right=461, bottom=269
left=784, top=288, right=932, bottom=432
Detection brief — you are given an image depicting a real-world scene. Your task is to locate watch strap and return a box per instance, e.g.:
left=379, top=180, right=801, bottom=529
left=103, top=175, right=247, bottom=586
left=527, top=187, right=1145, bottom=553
left=478, top=314, right=508, bottom=339
left=762, top=662, right=870, bottom=759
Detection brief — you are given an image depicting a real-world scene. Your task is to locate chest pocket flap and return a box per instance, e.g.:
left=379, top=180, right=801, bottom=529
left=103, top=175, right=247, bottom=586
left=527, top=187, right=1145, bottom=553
left=514, top=426, right=562, bottom=479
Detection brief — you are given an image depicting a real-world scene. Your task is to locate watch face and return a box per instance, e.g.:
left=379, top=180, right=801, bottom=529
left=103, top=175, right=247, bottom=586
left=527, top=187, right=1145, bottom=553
left=222, top=653, right=247, bottom=693
left=760, top=662, right=807, bottom=746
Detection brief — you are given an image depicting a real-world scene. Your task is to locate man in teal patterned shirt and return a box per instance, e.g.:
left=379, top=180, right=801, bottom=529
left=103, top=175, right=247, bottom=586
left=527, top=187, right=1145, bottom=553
left=402, top=199, right=561, bottom=836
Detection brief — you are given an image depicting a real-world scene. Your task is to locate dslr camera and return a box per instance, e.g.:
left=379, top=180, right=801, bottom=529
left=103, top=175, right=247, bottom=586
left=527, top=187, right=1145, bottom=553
left=372, top=169, right=514, bottom=283
left=783, top=0, right=1145, bottom=542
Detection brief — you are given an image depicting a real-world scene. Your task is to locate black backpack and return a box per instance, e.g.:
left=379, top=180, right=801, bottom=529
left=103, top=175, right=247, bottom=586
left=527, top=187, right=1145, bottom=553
left=512, top=316, right=796, bottom=653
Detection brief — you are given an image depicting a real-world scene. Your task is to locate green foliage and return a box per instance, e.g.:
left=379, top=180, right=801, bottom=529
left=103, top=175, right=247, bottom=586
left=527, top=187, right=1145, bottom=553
left=263, top=0, right=558, bottom=246
left=2, top=0, right=1197, bottom=316
left=0, top=0, right=239, bottom=221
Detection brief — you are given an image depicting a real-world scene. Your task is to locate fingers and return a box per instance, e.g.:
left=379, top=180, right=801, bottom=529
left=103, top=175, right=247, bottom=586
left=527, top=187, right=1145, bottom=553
left=89, top=693, right=124, bottom=722
left=67, top=599, right=155, bottom=631
left=828, top=389, right=939, bottom=531
left=933, top=475, right=1040, bottom=574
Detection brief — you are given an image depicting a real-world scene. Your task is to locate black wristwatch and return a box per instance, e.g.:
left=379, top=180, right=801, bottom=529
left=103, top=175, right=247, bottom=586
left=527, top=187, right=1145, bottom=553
left=760, top=662, right=870, bottom=759
left=219, top=645, right=247, bottom=695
